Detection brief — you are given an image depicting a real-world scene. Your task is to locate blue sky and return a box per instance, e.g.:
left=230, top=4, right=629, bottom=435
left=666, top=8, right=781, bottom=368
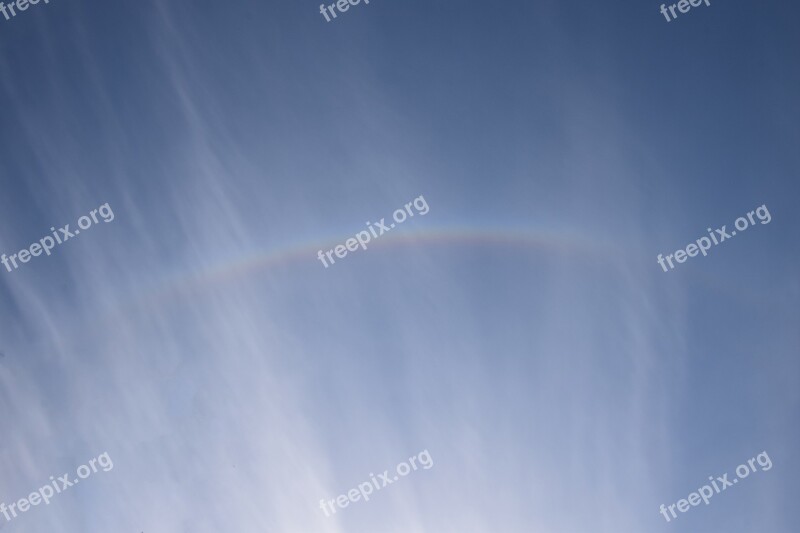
left=0, top=0, right=798, bottom=531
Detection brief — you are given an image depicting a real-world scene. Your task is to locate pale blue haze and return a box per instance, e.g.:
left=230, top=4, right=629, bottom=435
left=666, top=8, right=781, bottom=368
left=0, top=0, right=798, bottom=532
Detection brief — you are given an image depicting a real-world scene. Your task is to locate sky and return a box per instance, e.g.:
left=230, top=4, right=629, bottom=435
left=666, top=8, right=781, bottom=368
left=0, top=0, right=798, bottom=532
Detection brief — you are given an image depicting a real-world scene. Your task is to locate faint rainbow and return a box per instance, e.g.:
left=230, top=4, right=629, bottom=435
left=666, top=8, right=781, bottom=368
left=136, top=223, right=616, bottom=303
